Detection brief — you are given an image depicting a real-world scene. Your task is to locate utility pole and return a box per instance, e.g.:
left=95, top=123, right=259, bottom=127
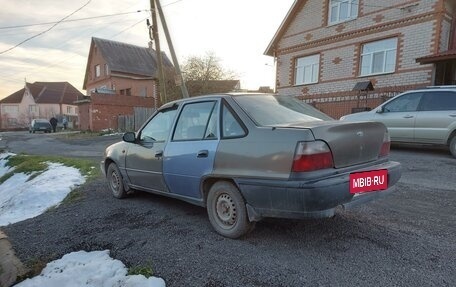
left=149, top=0, right=167, bottom=104
left=155, top=0, right=189, bottom=98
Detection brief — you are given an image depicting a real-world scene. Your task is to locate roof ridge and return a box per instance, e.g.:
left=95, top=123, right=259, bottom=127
left=93, top=37, right=150, bottom=50
left=60, top=82, right=68, bottom=104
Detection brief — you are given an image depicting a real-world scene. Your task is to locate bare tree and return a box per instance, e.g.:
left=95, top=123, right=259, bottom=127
left=183, top=52, right=235, bottom=81
left=182, top=52, right=238, bottom=96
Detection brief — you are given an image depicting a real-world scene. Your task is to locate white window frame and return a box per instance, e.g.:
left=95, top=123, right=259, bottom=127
left=294, top=54, right=320, bottom=85
left=1, top=105, right=19, bottom=114
left=104, top=63, right=109, bottom=76
left=29, top=105, right=38, bottom=113
left=360, top=38, right=398, bottom=76
left=67, top=106, right=73, bottom=114
left=328, top=0, right=359, bottom=25
left=95, top=64, right=101, bottom=77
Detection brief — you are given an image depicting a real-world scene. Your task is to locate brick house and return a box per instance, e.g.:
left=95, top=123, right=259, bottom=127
left=0, top=82, right=82, bottom=130
left=79, top=37, right=172, bottom=131
left=265, top=0, right=456, bottom=118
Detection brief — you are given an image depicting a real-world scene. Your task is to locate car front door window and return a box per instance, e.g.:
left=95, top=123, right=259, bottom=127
left=140, top=108, right=178, bottom=143
left=383, top=92, right=422, bottom=112
left=376, top=92, right=422, bottom=142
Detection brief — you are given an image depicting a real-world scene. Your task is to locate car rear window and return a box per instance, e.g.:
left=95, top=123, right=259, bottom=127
left=234, top=95, right=332, bottom=126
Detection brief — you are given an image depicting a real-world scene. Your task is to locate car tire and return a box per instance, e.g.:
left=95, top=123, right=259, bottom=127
left=107, top=162, right=127, bottom=199
left=207, top=181, right=254, bottom=239
left=450, top=136, right=456, bottom=158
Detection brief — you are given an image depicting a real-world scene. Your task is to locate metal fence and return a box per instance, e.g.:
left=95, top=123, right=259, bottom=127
left=118, top=107, right=155, bottom=132
left=300, top=87, right=416, bottom=119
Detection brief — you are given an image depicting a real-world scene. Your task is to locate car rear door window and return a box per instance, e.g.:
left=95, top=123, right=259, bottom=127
left=173, top=101, right=217, bottom=141
left=419, top=91, right=456, bottom=111
left=383, top=92, right=423, bottom=112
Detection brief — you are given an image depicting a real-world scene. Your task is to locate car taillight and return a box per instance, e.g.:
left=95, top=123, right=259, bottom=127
left=292, top=141, right=334, bottom=172
left=380, top=132, right=390, bottom=157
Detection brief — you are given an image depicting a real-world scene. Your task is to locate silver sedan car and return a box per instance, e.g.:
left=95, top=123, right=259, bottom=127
left=341, top=87, right=456, bottom=158
left=101, top=94, right=401, bottom=238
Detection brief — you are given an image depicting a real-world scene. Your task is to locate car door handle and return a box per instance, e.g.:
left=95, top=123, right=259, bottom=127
left=449, top=114, right=456, bottom=118
left=403, top=115, right=414, bottom=119
left=197, top=150, right=208, bottom=158
left=155, top=150, right=163, bottom=158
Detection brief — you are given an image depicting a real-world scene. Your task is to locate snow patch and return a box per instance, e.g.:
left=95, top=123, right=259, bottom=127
left=15, top=250, right=166, bottom=287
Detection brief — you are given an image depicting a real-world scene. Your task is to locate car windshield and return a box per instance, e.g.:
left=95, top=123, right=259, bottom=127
left=234, top=95, right=332, bottom=126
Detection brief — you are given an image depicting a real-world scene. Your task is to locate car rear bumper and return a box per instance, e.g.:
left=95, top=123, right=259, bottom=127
left=235, top=160, right=401, bottom=221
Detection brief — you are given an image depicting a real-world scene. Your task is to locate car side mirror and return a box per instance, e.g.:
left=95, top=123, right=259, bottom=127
left=376, top=107, right=385, bottom=114
left=123, top=132, right=136, bottom=143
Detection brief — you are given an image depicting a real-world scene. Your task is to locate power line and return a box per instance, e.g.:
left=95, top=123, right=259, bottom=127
left=0, top=0, right=185, bottom=84
left=0, top=0, right=93, bottom=55
left=0, top=0, right=180, bottom=30
left=111, top=16, right=150, bottom=38
left=0, top=10, right=150, bottom=30
left=163, top=0, right=184, bottom=7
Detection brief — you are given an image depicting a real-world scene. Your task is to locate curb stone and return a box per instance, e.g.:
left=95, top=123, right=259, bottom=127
left=0, top=230, right=27, bottom=287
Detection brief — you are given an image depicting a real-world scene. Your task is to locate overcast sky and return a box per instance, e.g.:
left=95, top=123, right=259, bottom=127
left=0, top=0, right=295, bottom=99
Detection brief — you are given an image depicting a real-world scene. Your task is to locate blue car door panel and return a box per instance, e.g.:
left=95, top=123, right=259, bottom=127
left=163, top=100, right=219, bottom=199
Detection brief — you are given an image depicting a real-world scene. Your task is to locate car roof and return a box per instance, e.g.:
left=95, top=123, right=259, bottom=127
left=160, top=93, right=273, bottom=109
left=405, top=86, right=456, bottom=93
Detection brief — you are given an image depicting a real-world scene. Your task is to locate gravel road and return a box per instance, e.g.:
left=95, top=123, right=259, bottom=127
left=1, top=133, right=456, bottom=286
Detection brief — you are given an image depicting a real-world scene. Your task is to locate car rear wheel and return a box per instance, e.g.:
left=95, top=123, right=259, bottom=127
left=107, top=162, right=127, bottom=199
left=207, top=181, right=253, bottom=239
left=450, top=136, right=456, bottom=158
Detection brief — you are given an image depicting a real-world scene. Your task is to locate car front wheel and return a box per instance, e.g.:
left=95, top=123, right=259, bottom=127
left=107, top=162, right=127, bottom=199
left=450, top=136, right=456, bottom=158
left=207, top=181, right=253, bottom=239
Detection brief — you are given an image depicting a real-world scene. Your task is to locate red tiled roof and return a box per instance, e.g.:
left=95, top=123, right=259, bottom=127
left=416, top=49, right=456, bottom=64
left=0, top=82, right=84, bottom=104
left=0, top=88, right=25, bottom=103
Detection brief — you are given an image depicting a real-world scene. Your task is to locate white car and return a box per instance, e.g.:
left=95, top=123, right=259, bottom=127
left=340, top=86, right=456, bottom=158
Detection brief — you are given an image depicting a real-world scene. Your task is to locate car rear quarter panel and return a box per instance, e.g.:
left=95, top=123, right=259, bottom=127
left=213, top=127, right=314, bottom=180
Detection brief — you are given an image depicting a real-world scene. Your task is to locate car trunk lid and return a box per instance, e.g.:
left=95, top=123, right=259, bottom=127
left=278, top=121, right=386, bottom=168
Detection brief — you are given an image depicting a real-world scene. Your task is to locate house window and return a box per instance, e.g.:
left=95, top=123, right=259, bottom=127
left=104, top=63, right=109, bottom=76
left=2, top=105, right=19, bottom=114
left=29, top=105, right=38, bottom=113
left=120, top=89, right=125, bottom=95
left=126, top=88, right=132, bottom=96
left=295, top=54, right=320, bottom=85
left=7, top=118, right=18, bottom=126
left=360, top=38, right=398, bottom=76
left=95, top=64, right=101, bottom=77
left=67, top=106, right=73, bottom=114
left=329, top=0, right=359, bottom=25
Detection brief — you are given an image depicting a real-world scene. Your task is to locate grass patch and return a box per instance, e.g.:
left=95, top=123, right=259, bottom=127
left=55, top=130, right=96, bottom=139
left=61, top=189, right=84, bottom=205
left=128, top=264, right=154, bottom=278
left=0, top=154, right=100, bottom=184
left=46, top=188, right=85, bottom=213
left=15, top=256, right=56, bottom=284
